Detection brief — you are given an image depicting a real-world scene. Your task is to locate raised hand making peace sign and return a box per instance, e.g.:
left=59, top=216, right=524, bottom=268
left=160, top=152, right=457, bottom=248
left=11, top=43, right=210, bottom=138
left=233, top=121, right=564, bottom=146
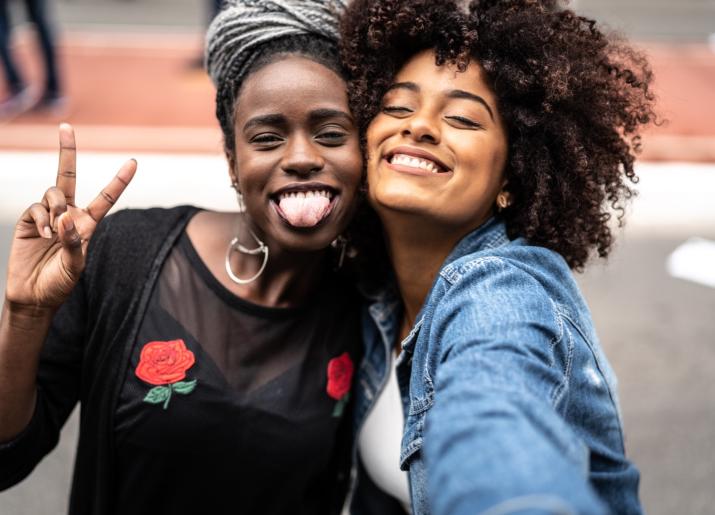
left=5, top=124, right=137, bottom=310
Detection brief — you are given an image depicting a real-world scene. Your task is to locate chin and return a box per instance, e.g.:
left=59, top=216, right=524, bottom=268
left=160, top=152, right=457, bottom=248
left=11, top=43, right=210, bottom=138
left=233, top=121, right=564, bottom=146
left=370, top=189, right=431, bottom=218
left=273, top=225, right=339, bottom=254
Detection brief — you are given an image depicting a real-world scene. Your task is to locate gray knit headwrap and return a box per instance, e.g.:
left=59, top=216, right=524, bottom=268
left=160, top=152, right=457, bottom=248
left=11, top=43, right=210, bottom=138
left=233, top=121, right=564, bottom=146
left=206, top=0, right=347, bottom=89
left=205, top=0, right=348, bottom=153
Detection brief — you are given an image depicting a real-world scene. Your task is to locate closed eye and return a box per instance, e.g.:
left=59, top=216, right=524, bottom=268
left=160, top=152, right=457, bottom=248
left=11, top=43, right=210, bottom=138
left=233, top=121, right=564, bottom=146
left=316, top=130, right=349, bottom=146
left=382, top=105, right=413, bottom=116
left=445, top=115, right=483, bottom=130
left=250, top=133, right=283, bottom=147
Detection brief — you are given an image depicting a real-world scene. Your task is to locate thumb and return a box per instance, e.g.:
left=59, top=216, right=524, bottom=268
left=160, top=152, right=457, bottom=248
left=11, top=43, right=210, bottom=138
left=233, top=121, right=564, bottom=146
left=57, top=211, right=85, bottom=280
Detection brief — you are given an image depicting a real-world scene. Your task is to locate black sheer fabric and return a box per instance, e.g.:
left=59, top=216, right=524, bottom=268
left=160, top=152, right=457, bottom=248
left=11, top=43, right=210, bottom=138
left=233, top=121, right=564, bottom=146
left=113, top=231, right=361, bottom=515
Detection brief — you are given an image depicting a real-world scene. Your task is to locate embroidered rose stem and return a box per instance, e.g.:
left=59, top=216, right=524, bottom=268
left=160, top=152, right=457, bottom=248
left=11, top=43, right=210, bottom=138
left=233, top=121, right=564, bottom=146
left=163, top=383, right=172, bottom=410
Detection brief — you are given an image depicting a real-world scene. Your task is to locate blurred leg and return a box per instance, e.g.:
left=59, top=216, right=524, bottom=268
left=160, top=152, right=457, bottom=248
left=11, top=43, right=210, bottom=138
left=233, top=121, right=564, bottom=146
left=25, top=0, right=60, bottom=98
left=0, top=0, right=24, bottom=94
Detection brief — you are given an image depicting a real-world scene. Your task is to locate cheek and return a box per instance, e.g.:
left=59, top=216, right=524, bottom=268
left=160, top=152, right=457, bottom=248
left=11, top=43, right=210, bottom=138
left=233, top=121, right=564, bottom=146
left=458, top=133, right=507, bottom=179
left=236, top=167, right=268, bottom=206
left=333, top=143, right=364, bottom=192
left=234, top=148, right=269, bottom=189
left=365, top=115, right=388, bottom=159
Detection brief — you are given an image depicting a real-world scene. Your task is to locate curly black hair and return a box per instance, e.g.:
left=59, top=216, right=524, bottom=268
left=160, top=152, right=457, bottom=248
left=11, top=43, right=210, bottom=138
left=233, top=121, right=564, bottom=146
left=341, top=0, right=657, bottom=270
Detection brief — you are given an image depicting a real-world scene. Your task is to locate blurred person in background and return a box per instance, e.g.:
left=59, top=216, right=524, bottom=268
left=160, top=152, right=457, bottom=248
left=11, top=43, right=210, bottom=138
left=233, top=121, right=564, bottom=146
left=0, top=0, right=64, bottom=117
left=188, top=0, right=223, bottom=69
left=0, top=1, right=366, bottom=513
left=341, top=0, right=655, bottom=513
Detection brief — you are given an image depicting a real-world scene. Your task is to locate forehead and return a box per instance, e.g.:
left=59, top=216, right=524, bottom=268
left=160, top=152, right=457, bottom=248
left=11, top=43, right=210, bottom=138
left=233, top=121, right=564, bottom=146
left=393, top=49, right=493, bottom=98
left=235, top=56, right=348, bottom=120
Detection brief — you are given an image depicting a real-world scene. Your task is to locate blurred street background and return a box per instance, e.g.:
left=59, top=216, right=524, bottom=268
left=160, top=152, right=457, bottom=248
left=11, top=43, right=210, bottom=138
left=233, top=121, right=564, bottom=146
left=0, top=0, right=714, bottom=513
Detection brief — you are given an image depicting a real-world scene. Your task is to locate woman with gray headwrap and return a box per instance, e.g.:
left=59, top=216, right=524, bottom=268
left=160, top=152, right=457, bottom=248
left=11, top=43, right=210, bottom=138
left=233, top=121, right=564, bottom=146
left=0, top=1, right=365, bottom=513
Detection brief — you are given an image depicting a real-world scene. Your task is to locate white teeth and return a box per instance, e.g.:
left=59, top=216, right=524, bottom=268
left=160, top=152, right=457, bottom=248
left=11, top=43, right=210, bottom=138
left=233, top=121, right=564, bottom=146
left=278, top=189, right=333, bottom=201
left=390, top=153, right=441, bottom=173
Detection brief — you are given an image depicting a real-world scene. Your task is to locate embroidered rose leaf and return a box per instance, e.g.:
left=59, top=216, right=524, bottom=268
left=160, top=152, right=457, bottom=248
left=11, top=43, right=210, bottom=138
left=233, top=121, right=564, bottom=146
left=144, top=386, right=170, bottom=404
left=332, top=392, right=350, bottom=418
left=172, top=379, right=197, bottom=395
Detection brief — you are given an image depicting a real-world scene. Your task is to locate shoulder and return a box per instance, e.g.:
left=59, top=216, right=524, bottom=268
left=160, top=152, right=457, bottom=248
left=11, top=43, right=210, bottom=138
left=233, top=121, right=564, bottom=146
left=431, top=242, right=571, bottom=345
left=438, top=242, right=571, bottom=312
left=90, top=206, right=197, bottom=253
left=97, top=205, right=198, bottom=238
left=441, top=239, right=571, bottom=290
left=84, top=206, right=198, bottom=285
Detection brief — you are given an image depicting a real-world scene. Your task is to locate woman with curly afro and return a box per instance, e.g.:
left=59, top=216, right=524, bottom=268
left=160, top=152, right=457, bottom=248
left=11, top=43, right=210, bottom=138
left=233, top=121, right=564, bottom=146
left=341, top=0, right=655, bottom=513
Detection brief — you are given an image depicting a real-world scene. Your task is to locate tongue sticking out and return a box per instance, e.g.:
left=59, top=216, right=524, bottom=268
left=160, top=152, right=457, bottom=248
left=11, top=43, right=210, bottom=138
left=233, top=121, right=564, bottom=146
left=278, top=195, right=331, bottom=227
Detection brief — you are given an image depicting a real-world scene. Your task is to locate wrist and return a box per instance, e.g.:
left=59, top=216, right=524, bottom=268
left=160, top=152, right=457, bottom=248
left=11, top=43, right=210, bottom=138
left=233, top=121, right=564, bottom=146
left=2, top=301, right=56, bottom=331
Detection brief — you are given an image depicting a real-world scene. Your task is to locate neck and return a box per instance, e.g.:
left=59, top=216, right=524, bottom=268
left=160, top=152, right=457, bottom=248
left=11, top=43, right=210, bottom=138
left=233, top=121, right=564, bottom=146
left=382, top=213, right=465, bottom=336
left=230, top=226, right=330, bottom=308
left=189, top=211, right=332, bottom=309
left=257, top=250, right=329, bottom=307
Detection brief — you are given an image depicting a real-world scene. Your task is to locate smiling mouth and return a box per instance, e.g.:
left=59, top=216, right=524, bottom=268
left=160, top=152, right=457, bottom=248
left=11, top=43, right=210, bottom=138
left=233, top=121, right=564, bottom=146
left=385, top=150, right=450, bottom=175
left=271, top=186, right=338, bottom=228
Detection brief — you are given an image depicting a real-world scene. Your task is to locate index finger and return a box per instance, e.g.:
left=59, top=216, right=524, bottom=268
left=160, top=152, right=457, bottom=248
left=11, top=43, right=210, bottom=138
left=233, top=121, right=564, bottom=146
left=57, top=123, right=77, bottom=206
left=85, top=159, right=137, bottom=223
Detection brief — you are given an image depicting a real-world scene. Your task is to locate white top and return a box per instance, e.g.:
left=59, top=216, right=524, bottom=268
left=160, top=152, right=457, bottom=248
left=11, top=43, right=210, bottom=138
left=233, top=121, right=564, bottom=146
left=358, top=355, right=412, bottom=513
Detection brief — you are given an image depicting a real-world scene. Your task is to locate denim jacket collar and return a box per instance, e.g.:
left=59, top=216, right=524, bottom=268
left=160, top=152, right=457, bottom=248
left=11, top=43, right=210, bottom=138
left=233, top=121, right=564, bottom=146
left=441, top=216, right=509, bottom=274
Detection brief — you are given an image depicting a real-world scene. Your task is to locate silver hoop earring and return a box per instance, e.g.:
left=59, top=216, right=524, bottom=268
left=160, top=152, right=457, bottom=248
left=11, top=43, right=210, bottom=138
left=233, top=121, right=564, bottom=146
left=331, top=235, right=348, bottom=269
left=231, top=181, right=246, bottom=213
left=226, top=181, right=267, bottom=284
left=225, top=228, right=269, bottom=285
left=330, top=235, right=356, bottom=269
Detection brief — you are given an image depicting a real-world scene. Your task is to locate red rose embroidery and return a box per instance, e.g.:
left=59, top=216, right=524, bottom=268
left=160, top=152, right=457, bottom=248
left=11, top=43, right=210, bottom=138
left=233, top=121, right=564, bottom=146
left=135, top=339, right=197, bottom=410
left=327, top=352, right=353, bottom=417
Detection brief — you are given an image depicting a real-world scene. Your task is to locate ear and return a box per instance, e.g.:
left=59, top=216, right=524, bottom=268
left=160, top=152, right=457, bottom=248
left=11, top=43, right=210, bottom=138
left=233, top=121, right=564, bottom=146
left=226, top=150, right=238, bottom=187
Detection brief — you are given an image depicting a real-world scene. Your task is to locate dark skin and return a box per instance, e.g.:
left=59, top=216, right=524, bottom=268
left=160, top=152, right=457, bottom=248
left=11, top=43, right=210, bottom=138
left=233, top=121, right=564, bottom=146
left=365, top=50, right=508, bottom=341
left=187, top=56, right=362, bottom=307
left=0, top=56, right=362, bottom=442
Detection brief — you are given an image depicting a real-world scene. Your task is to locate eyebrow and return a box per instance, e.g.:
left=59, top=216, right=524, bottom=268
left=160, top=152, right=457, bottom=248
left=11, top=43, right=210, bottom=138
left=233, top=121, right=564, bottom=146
left=386, top=82, right=419, bottom=94
left=243, top=113, right=286, bottom=133
left=243, top=109, right=353, bottom=133
left=385, top=81, right=495, bottom=121
left=447, top=89, right=494, bottom=121
left=308, top=108, right=353, bottom=125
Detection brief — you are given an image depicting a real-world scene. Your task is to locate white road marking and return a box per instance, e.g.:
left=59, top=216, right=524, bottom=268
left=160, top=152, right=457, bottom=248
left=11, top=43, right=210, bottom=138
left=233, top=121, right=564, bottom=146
left=667, top=238, right=715, bottom=288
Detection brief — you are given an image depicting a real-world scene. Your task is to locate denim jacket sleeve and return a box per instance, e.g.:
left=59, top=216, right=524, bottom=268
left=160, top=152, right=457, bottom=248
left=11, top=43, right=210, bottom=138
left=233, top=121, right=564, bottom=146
left=423, top=256, right=608, bottom=515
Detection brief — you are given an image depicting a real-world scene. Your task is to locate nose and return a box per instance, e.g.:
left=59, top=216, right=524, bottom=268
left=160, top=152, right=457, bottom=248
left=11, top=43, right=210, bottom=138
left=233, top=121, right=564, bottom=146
left=280, top=134, right=325, bottom=177
left=401, top=109, right=440, bottom=144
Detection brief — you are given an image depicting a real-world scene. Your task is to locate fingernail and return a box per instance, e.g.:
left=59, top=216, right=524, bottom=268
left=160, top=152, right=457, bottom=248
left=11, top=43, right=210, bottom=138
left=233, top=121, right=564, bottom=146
left=43, top=226, right=52, bottom=238
left=61, top=214, right=74, bottom=231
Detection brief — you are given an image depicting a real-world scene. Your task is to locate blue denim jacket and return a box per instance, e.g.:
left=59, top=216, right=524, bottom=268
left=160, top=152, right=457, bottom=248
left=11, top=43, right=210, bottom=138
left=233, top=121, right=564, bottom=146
left=352, top=217, right=642, bottom=515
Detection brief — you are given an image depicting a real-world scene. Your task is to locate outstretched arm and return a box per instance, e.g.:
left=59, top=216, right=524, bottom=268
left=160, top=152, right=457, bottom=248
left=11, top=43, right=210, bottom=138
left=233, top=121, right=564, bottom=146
left=423, top=258, right=608, bottom=515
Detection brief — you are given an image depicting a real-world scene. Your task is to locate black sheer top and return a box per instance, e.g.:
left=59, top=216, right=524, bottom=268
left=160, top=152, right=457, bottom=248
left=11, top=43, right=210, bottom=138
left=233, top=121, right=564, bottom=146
left=113, top=231, right=361, bottom=514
